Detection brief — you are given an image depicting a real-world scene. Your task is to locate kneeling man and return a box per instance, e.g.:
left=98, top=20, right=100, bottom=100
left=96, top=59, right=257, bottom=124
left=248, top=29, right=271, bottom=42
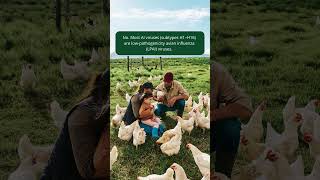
left=154, top=72, right=189, bottom=118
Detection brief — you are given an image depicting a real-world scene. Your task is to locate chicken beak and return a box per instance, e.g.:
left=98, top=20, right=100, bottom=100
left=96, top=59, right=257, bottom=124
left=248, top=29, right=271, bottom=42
left=265, top=150, right=278, bottom=161
left=294, top=113, right=302, bottom=123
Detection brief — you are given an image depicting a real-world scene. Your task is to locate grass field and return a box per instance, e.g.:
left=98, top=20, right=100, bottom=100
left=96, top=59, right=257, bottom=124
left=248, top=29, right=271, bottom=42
left=110, top=57, right=210, bottom=179
left=0, top=0, right=107, bottom=179
left=212, top=1, right=320, bottom=176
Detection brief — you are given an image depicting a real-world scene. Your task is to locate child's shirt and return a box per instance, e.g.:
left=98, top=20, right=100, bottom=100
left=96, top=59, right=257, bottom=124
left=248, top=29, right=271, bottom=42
left=139, top=103, right=154, bottom=121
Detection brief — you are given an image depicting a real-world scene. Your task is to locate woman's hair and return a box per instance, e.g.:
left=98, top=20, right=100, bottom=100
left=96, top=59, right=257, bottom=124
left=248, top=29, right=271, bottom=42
left=138, top=85, right=144, bottom=93
left=141, top=92, right=153, bottom=102
left=79, top=69, right=109, bottom=102
left=138, top=82, right=154, bottom=93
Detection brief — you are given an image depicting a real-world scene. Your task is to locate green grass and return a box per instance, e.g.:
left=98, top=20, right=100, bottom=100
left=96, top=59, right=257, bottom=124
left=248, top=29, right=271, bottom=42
left=213, top=2, right=320, bottom=176
left=0, top=1, right=107, bottom=179
left=110, top=58, right=210, bottom=179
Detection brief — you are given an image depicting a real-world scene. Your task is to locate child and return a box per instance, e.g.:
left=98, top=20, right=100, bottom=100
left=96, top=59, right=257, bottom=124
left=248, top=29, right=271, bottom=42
left=139, top=92, right=161, bottom=138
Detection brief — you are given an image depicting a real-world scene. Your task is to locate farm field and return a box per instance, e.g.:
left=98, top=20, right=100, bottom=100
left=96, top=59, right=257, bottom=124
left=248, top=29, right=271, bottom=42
left=212, top=1, right=320, bottom=176
left=0, top=0, right=107, bottom=179
left=110, top=57, right=210, bottom=179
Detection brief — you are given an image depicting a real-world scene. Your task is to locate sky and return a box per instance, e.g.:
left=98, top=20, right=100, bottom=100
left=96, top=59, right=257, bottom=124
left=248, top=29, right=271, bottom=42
left=110, top=0, right=210, bottom=56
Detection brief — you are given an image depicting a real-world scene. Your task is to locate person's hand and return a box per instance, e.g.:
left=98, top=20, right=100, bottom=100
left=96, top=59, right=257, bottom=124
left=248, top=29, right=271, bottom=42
left=167, top=97, right=176, bottom=107
left=158, top=96, right=164, bottom=102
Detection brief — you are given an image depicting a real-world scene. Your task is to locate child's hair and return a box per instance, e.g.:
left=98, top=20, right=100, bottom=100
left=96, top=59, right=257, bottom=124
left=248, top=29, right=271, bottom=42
left=141, top=92, right=153, bottom=101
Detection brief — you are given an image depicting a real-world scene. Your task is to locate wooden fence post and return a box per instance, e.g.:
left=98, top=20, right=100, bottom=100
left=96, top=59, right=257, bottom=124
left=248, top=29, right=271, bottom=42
left=127, top=56, right=130, bottom=72
left=142, top=56, right=144, bottom=66
left=56, top=0, right=62, bottom=32
left=102, top=0, right=109, bottom=17
left=65, top=0, right=70, bottom=26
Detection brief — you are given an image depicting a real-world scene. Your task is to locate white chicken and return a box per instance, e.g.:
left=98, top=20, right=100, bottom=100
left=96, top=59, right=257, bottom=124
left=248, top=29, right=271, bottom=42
left=264, top=149, right=304, bottom=180
left=157, top=91, right=165, bottom=99
left=18, top=135, right=52, bottom=163
left=10, top=135, right=52, bottom=180
left=8, top=156, right=47, bottom=180
left=249, top=36, right=258, bottom=45
left=20, top=64, right=36, bottom=90
left=265, top=113, right=302, bottom=163
left=133, top=124, right=146, bottom=149
left=306, top=156, right=320, bottom=180
left=153, top=75, right=162, bottom=81
left=197, top=92, right=204, bottom=111
left=188, top=106, right=197, bottom=119
left=118, top=121, right=138, bottom=141
left=125, top=93, right=131, bottom=103
left=60, top=59, right=77, bottom=80
left=304, top=99, right=320, bottom=112
left=235, top=150, right=276, bottom=180
left=137, top=168, right=174, bottom=180
left=128, top=80, right=140, bottom=90
left=176, top=116, right=194, bottom=135
left=111, top=104, right=127, bottom=127
left=89, top=48, right=100, bottom=64
left=160, top=132, right=182, bottom=156
left=60, top=59, right=90, bottom=80
left=110, top=146, right=118, bottom=170
left=239, top=132, right=266, bottom=161
left=201, top=173, right=210, bottom=180
left=203, top=93, right=210, bottom=108
left=170, top=163, right=189, bottom=180
left=137, top=77, right=144, bottom=84
left=283, top=96, right=296, bottom=123
left=184, top=96, right=193, bottom=112
left=212, top=172, right=229, bottom=180
left=303, top=119, right=320, bottom=159
left=186, top=143, right=210, bottom=176
left=156, top=122, right=182, bottom=144
left=147, top=76, right=153, bottom=82
left=241, top=101, right=266, bottom=143
left=291, top=98, right=319, bottom=134
left=50, top=100, right=68, bottom=130
left=298, top=101, right=320, bottom=137
left=290, top=155, right=305, bottom=177
left=316, top=16, right=320, bottom=26
left=74, top=60, right=90, bottom=80
left=116, top=82, right=125, bottom=96
left=198, top=111, right=210, bottom=132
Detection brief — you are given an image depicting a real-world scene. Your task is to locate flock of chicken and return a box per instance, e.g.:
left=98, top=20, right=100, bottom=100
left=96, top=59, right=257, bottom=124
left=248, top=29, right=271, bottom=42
left=248, top=16, right=320, bottom=47
left=110, top=78, right=211, bottom=179
left=213, top=97, right=320, bottom=180
left=11, top=48, right=103, bottom=180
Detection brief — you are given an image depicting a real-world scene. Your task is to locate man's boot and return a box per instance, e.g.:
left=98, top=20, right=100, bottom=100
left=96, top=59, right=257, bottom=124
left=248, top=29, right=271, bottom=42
left=151, top=127, right=159, bottom=139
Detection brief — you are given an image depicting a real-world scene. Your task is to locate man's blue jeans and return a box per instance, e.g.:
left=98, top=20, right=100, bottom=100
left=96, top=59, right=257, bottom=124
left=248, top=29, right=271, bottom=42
left=154, top=99, right=185, bottom=117
left=212, top=117, right=241, bottom=177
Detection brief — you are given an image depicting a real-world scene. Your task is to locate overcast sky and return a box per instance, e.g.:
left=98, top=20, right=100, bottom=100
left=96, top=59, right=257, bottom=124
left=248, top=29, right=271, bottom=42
left=110, top=0, right=210, bottom=55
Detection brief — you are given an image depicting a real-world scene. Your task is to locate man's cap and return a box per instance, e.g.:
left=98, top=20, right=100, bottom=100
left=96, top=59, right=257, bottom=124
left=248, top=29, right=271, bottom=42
left=164, top=72, right=173, bottom=83
left=141, top=82, right=154, bottom=89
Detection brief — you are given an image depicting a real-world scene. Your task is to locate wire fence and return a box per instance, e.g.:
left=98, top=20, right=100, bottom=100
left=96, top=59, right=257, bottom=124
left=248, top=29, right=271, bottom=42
left=110, top=56, right=210, bottom=71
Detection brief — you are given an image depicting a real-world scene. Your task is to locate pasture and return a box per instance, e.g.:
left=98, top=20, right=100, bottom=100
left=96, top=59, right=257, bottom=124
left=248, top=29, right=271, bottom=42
left=0, top=0, right=107, bottom=179
left=110, top=57, right=210, bottom=179
left=212, top=1, right=320, bottom=176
